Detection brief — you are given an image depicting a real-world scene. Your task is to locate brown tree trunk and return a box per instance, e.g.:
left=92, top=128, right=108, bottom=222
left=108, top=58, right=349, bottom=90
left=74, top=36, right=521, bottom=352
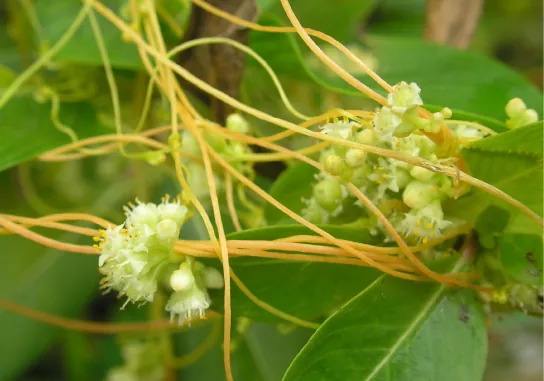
left=424, top=0, right=484, bottom=49
left=177, top=0, right=258, bottom=123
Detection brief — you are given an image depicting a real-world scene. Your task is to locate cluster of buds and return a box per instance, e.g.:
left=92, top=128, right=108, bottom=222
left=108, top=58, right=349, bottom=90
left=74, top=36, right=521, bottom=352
left=303, top=81, right=469, bottom=243
left=106, top=339, right=164, bottom=381
left=505, top=98, right=539, bottom=129
left=181, top=113, right=253, bottom=202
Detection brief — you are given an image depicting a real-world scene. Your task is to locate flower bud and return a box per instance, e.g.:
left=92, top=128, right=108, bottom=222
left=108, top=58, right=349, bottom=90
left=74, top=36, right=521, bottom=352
left=302, top=201, right=327, bottom=224
left=440, top=107, right=452, bottom=119
left=350, top=166, right=370, bottom=187
left=323, top=154, right=345, bottom=176
left=202, top=267, right=224, bottom=289
left=410, top=166, right=435, bottom=182
left=156, top=219, right=179, bottom=246
left=505, top=98, right=527, bottom=118
left=345, top=149, right=366, bottom=167
left=356, top=129, right=375, bottom=145
left=313, top=179, right=344, bottom=212
left=170, top=266, right=195, bottom=292
left=226, top=113, right=250, bottom=134
left=403, top=181, right=439, bottom=209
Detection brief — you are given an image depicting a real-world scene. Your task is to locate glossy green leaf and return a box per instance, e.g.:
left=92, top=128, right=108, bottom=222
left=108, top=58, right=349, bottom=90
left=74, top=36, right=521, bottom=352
left=283, top=260, right=487, bottom=381
left=0, top=233, right=99, bottom=380
left=453, top=123, right=543, bottom=235
left=474, top=205, right=510, bottom=249
left=264, top=0, right=378, bottom=41
left=35, top=0, right=142, bottom=69
left=0, top=25, right=22, bottom=71
left=206, top=225, right=381, bottom=323
left=264, top=162, right=318, bottom=225
left=0, top=95, right=110, bottom=172
left=176, top=322, right=312, bottom=381
left=249, top=19, right=542, bottom=119
left=500, top=234, right=543, bottom=286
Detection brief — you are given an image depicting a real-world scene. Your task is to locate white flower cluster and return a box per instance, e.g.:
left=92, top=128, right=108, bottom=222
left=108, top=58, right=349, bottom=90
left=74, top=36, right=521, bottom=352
left=105, top=339, right=164, bottom=381
left=96, top=196, right=224, bottom=324
left=97, top=196, right=189, bottom=308
left=303, top=81, right=472, bottom=243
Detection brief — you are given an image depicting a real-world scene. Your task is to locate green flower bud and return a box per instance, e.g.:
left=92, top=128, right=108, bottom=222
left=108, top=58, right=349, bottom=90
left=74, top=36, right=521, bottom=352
left=403, top=181, right=440, bottom=209
left=505, top=98, right=539, bottom=129
left=323, top=154, right=345, bottom=176
left=395, top=168, right=411, bottom=189
left=505, top=98, right=527, bottom=118
left=356, top=129, right=375, bottom=145
left=302, top=201, right=327, bottom=224
left=226, top=113, right=250, bottom=134
left=313, top=178, right=344, bottom=212
left=345, top=148, right=366, bottom=167
left=204, top=131, right=227, bottom=152
left=440, top=107, right=452, bottom=119
left=202, top=267, right=224, bottom=289
left=410, top=166, right=435, bottom=182
left=170, top=264, right=195, bottom=292
left=351, top=166, right=370, bottom=187
left=144, top=151, right=166, bottom=166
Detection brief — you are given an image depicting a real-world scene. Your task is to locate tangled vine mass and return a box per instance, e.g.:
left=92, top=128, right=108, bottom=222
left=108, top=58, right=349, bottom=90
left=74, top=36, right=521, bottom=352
left=0, top=0, right=542, bottom=380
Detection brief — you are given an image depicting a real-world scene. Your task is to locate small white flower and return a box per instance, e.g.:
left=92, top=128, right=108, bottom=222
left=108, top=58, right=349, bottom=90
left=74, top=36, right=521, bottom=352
left=397, top=200, right=452, bottom=243
left=157, top=200, right=188, bottom=227
left=454, top=125, right=486, bottom=140
left=387, top=81, right=423, bottom=114
left=321, top=121, right=358, bottom=140
left=166, top=286, right=211, bottom=325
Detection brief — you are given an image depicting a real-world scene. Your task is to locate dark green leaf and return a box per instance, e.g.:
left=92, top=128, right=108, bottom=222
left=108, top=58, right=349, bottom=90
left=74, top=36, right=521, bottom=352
left=0, top=95, right=110, bottom=172
left=206, top=225, right=381, bottom=323
left=243, top=323, right=312, bottom=381
left=35, top=0, right=142, bottom=69
left=500, top=234, right=543, bottom=286
left=249, top=20, right=542, bottom=119
left=474, top=205, right=510, bottom=249
left=264, top=162, right=318, bottom=225
left=0, top=233, right=99, bottom=380
left=453, top=123, right=543, bottom=235
left=265, top=0, right=378, bottom=41
left=283, top=260, right=487, bottom=381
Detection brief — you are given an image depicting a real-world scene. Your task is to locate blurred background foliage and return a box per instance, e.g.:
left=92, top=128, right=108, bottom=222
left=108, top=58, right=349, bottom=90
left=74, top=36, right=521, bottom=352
left=0, top=0, right=542, bottom=380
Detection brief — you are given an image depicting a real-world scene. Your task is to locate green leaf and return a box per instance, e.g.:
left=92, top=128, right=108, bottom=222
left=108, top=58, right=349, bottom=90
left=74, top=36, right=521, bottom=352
left=453, top=123, right=543, bottom=235
left=264, top=0, right=378, bottom=41
left=249, top=20, right=542, bottom=119
left=474, top=205, right=510, bottom=249
left=35, top=0, right=142, bottom=69
left=243, top=323, right=312, bottom=381
left=206, top=225, right=381, bottom=323
left=0, top=25, right=22, bottom=71
left=264, top=162, right=318, bottom=225
left=500, top=234, right=543, bottom=286
left=283, top=260, right=487, bottom=381
left=0, top=232, right=99, bottom=380
left=176, top=322, right=312, bottom=381
left=0, top=95, right=110, bottom=172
